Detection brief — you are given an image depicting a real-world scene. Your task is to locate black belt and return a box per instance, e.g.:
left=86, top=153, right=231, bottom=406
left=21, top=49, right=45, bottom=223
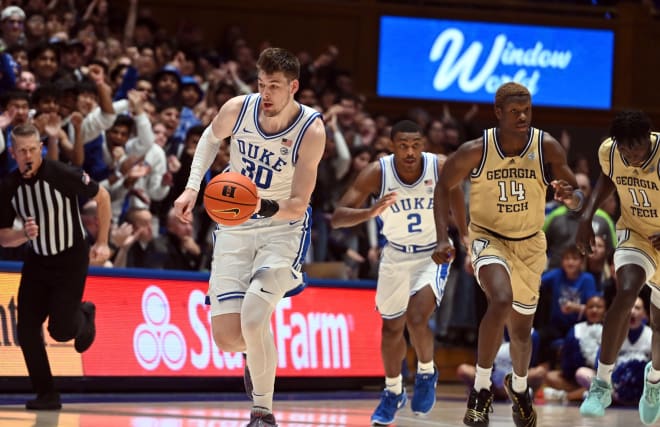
left=472, top=224, right=538, bottom=241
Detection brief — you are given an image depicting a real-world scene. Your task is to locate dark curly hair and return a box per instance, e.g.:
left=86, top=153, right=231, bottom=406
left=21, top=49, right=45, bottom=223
left=610, top=110, right=652, bottom=147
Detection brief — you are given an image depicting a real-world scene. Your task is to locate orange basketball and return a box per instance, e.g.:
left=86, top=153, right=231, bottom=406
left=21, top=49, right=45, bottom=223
left=203, top=172, right=258, bottom=225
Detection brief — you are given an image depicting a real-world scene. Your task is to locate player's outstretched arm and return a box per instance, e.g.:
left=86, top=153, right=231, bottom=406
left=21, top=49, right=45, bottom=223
left=576, top=171, right=616, bottom=255
left=330, top=161, right=391, bottom=229
left=175, top=95, right=246, bottom=223
left=542, top=135, right=581, bottom=209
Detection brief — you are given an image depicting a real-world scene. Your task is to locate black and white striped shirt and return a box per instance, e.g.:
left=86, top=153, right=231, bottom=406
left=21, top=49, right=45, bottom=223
left=0, top=159, right=99, bottom=256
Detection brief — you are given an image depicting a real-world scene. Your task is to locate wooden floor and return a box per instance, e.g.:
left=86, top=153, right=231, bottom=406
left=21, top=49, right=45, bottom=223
left=0, top=392, right=650, bottom=427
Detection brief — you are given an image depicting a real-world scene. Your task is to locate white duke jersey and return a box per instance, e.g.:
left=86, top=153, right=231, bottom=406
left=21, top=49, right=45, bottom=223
left=377, top=152, right=438, bottom=249
left=229, top=94, right=321, bottom=201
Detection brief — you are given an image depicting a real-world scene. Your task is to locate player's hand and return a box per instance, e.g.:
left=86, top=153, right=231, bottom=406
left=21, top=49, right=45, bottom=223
left=23, top=217, right=38, bottom=240
left=369, top=192, right=397, bottom=218
left=89, top=242, right=111, bottom=264
left=432, top=240, right=455, bottom=265
left=174, top=188, right=198, bottom=223
left=551, top=180, right=578, bottom=208
left=575, top=217, right=595, bottom=255
left=648, top=232, right=660, bottom=250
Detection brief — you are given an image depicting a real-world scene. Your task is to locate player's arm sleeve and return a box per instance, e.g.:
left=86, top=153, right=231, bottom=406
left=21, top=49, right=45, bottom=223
left=185, top=126, right=222, bottom=192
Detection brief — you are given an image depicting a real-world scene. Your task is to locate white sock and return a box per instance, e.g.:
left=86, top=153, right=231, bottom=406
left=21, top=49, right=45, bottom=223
left=417, top=360, right=435, bottom=374
left=474, top=365, right=492, bottom=392
left=596, top=361, right=614, bottom=385
left=648, top=366, right=660, bottom=383
left=512, top=373, right=528, bottom=393
left=385, top=375, right=403, bottom=395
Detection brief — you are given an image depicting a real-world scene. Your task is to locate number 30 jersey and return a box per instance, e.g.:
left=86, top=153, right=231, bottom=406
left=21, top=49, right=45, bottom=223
left=377, top=152, right=439, bottom=248
left=229, top=94, right=321, bottom=200
left=469, top=127, right=549, bottom=239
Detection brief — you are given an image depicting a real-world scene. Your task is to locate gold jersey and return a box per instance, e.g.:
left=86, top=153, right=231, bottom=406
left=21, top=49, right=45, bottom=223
left=469, top=127, right=550, bottom=239
left=600, top=132, right=660, bottom=237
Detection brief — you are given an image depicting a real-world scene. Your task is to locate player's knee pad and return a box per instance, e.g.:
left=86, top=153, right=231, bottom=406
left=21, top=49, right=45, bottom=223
left=248, top=267, right=299, bottom=302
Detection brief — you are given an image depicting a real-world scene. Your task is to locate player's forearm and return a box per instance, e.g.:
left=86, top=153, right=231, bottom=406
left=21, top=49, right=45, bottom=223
left=449, top=186, right=468, bottom=239
left=94, top=187, right=112, bottom=245
left=186, top=126, right=221, bottom=192
left=330, top=207, right=373, bottom=229
left=433, top=184, right=452, bottom=242
left=0, top=228, right=29, bottom=247
left=270, top=196, right=309, bottom=220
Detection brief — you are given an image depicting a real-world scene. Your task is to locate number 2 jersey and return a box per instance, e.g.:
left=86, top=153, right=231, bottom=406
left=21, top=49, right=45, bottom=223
left=469, top=127, right=550, bottom=239
left=377, top=152, right=439, bottom=249
left=229, top=94, right=321, bottom=201
left=599, top=132, right=660, bottom=236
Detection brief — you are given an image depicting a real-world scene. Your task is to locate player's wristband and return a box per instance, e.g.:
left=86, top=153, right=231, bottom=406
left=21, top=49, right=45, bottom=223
left=258, top=199, right=279, bottom=218
left=569, top=189, right=585, bottom=212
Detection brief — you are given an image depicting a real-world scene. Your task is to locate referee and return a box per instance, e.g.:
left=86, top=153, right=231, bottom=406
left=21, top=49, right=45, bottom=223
left=0, top=124, right=111, bottom=410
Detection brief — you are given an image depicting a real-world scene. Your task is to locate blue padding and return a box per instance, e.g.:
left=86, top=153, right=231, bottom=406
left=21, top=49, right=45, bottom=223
left=0, top=261, right=377, bottom=289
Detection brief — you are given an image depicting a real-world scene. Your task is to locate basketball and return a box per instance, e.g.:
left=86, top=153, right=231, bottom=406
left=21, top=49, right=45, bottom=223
left=203, top=172, right=258, bottom=225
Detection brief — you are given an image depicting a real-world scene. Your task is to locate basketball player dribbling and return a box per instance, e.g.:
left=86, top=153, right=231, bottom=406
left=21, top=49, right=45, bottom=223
left=433, top=82, right=582, bottom=427
left=173, top=47, right=325, bottom=427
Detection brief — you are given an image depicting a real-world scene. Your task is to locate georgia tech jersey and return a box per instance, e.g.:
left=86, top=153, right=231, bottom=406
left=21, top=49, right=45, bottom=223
left=600, top=132, right=660, bottom=237
left=469, top=127, right=550, bottom=239
left=377, top=152, right=438, bottom=247
left=229, top=94, right=321, bottom=200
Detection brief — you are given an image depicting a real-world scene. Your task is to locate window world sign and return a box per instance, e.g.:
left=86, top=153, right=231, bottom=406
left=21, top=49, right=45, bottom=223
left=377, top=16, right=614, bottom=109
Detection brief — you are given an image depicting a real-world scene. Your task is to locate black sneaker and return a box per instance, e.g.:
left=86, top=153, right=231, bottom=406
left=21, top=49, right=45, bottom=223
left=463, top=387, right=493, bottom=427
left=25, top=391, right=61, bottom=410
left=503, top=374, right=537, bottom=427
left=247, top=411, right=278, bottom=426
left=243, top=354, right=253, bottom=399
left=74, top=301, right=96, bottom=353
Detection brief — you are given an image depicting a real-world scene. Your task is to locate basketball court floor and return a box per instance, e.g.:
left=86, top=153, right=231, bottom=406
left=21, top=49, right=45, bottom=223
left=0, top=388, right=651, bottom=427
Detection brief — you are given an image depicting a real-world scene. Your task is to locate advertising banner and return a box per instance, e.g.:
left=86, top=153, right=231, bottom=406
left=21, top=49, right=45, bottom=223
left=0, top=268, right=382, bottom=378
left=378, top=15, right=614, bottom=109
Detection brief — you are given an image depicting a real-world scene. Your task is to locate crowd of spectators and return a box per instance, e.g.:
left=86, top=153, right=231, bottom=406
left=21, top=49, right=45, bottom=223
left=0, top=0, right=653, bottom=403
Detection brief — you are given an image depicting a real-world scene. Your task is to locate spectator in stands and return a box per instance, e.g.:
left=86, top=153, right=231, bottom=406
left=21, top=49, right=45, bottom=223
left=543, top=295, right=606, bottom=403
left=156, top=207, right=202, bottom=271
left=0, top=6, right=26, bottom=51
left=586, top=235, right=611, bottom=291
left=28, top=42, right=60, bottom=85
left=544, top=172, right=616, bottom=270
left=153, top=65, right=182, bottom=106
left=112, top=207, right=166, bottom=268
left=60, top=39, right=86, bottom=82
left=0, top=90, right=31, bottom=177
left=537, top=245, right=599, bottom=367
left=15, top=70, right=36, bottom=94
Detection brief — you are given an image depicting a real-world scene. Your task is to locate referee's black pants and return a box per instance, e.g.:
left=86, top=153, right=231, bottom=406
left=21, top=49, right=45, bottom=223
left=17, top=242, right=89, bottom=394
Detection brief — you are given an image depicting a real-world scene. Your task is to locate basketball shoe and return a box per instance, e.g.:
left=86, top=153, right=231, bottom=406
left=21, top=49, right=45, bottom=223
left=247, top=410, right=277, bottom=427
left=74, top=301, right=96, bottom=353
left=25, top=391, right=61, bottom=410
left=503, top=374, right=537, bottom=427
left=411, top=366, right=438, bottom=415
left=579, top=377, right=612, bottom=417
left=640, top=361, right=660, bottom=425
left=370, top=389, right=407, bottom=425
left=463, top=387, right=493, bottom=427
